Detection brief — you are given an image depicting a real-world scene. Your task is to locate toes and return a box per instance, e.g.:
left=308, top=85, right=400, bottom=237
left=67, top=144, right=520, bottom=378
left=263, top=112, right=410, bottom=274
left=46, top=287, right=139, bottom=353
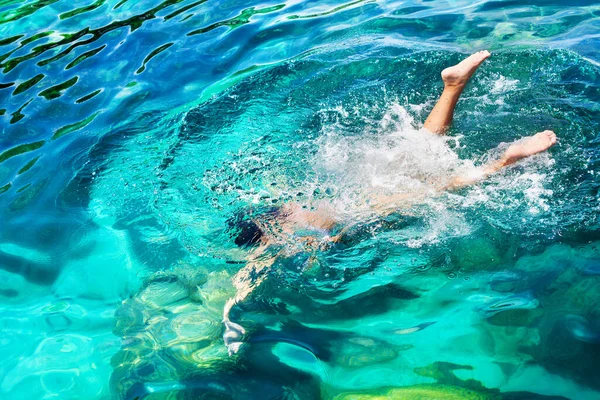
left=545, top=131, right=556, bottom=141
left=474, top=51, right=490, bottom=63
left=537, top=130, right=557, bottom=146
left=476, top=50, right=491, bottom=59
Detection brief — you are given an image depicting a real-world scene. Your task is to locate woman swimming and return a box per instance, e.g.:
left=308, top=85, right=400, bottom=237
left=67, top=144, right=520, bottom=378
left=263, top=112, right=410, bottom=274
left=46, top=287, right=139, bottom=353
left=223, top=50, right=557, bottom=354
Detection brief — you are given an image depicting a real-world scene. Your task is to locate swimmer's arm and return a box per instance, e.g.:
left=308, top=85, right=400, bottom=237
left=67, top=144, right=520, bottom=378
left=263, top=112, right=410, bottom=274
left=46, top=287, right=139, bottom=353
left=231, top=245, right=277, bottom=295
left=223, top=244, right=279, bottom=347
left=223, top=245, right=279, bottom=354
left=225, top=245, right=278, bottom=320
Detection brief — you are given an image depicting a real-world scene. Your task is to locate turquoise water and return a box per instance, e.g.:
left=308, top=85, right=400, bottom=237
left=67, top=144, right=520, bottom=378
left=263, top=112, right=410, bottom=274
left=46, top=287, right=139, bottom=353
left=1, top=0, right=600, bottom=399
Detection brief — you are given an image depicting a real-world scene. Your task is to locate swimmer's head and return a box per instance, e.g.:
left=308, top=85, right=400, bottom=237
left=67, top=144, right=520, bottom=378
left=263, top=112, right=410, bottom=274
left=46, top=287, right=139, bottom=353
left=228, top=209, right=264, bottom=247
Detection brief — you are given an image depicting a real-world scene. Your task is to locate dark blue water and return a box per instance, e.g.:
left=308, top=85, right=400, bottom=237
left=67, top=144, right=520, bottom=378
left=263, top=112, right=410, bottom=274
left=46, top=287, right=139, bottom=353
left=1, top=1, right=600, bottom=399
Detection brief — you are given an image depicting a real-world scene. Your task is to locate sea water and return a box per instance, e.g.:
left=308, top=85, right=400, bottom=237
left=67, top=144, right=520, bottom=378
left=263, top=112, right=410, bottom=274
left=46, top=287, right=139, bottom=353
left=1, top=0, right=600, bottom=399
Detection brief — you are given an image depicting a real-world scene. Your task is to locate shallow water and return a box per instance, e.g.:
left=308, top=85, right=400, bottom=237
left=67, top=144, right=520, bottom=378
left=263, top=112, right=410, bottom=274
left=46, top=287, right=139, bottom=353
left=1, top=0, right=600, bottom=399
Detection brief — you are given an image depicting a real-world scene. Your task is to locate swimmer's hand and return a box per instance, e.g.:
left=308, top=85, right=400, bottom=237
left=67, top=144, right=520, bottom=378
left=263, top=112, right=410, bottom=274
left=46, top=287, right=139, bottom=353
left=223, top=298, right=246, bottom=355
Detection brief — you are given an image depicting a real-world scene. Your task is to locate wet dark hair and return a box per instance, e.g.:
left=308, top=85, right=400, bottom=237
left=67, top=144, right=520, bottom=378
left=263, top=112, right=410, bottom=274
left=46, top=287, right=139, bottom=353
left=227, top=206, right=283, bottom=247
left=227, top=209, right=265, bottom=247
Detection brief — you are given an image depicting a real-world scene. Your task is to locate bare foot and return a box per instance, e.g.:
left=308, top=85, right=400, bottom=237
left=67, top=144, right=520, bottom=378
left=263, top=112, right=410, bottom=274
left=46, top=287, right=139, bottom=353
left=441, top=50, right=491, bottom=87
left=502, top=130, right=557, bottom=165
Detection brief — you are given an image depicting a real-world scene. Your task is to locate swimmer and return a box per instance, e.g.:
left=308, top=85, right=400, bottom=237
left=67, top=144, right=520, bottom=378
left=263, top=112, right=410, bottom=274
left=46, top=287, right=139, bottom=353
left=222, top=50, right=557, bottom=354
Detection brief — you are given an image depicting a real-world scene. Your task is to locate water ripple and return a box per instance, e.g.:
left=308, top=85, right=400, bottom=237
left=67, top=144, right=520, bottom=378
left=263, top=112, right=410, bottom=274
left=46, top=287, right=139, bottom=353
left=1, top=0, right=600, bottom=399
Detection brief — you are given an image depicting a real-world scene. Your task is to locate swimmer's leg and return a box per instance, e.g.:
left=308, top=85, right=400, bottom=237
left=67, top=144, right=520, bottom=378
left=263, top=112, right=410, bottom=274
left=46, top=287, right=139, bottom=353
left=423, top=50, right=491, bottom=135
left=446, top=130, right=557, bottom=189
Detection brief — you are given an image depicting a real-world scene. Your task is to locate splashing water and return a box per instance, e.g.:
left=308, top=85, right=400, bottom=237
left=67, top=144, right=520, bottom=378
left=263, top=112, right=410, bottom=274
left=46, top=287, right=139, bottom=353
left=314, top=104, right=466, bottom=209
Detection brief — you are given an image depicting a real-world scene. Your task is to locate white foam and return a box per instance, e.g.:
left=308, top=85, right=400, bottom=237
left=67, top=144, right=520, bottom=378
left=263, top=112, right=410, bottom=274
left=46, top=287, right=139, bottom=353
left=304, top=102, right=555, bottom=245
left=490, top=75, right=520, bottom=95
left=313, top=103, right=471, bottom=208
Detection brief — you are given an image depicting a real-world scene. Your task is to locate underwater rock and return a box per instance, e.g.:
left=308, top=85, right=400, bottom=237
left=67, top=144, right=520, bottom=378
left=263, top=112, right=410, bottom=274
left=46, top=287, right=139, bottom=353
left=265, top=281, right=420, bottom=324
left=479, top=292, right=540, bottom=316
left=522, top=244, right=600, bottom=390
left=408, top=362, right=570, bottom=400
left=486, top=308, right=543, bottom=327
left=530, top=317, right=600, bottom=391
left=413, top=361, right=484, bottom=390
left=110, top=267, right=233, bottom=399
left=110, top=265, right=324, bottom=399
left=248, top=319, right=404, bottom=373
left=448, top=224, right=518, bottom=273
left=464, top=242, right=600, bottom=393
left=0, top=245, right=57, bottom=285
left=583, top=261, right=600, bottom=275
left=488, top=270, right=523, bottom=293
left=562, top=314, right=600, bottom=344
left=331, top=384, right=491, bottom=400
left=391, top=321, right=436, bottom=335
left=332, top=336, right=401, bottom=368
left=331, top=385, right=569, bottom=400
left=327, top=282, right=419, bottom=318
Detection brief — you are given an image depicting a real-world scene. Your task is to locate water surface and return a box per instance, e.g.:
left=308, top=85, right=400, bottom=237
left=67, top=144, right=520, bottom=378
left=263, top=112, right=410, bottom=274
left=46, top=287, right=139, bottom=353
left=1, top=0, right=600, bottom=399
